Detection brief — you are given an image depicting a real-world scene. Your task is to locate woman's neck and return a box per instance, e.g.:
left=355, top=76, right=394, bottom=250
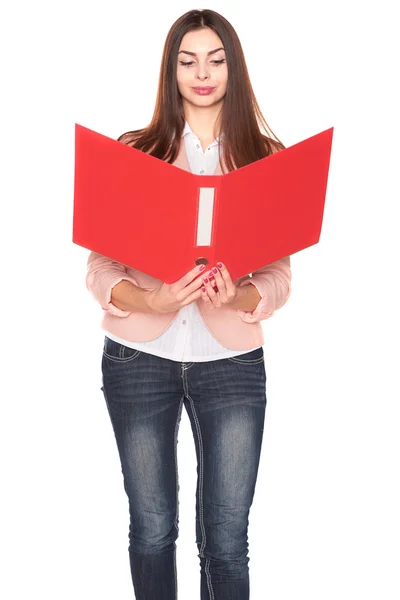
left=183, top=103, right=223, bottom=143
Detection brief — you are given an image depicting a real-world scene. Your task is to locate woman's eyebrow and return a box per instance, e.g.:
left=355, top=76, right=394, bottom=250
left=178, top=47, right=225, bottom=57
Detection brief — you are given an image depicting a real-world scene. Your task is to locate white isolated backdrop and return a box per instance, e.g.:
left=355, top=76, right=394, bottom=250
left=1, top=1, right=399, bottom=599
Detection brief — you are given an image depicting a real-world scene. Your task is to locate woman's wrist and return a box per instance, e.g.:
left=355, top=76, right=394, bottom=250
left=111, top=280, right=155, bottom=314
left=231, top=282, right=261, bottom=312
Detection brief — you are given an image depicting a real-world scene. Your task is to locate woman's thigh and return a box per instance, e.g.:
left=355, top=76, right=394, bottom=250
left=100, top=337, right=185, bottom=547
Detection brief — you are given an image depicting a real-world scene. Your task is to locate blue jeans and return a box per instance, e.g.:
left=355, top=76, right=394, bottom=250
left=100, top=336, right=267, bottom=600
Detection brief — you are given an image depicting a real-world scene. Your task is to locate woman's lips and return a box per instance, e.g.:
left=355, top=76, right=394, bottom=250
left=192, top=87, right=215, bottom=95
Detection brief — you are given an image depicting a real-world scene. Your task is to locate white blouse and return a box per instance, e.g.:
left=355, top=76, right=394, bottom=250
left=103, top=121, right=260, bottom=362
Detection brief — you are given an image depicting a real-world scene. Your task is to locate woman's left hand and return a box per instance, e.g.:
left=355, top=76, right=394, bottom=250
left=200, top=262, right=239, bottom=309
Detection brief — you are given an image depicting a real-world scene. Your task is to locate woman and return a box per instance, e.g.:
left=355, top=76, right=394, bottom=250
left=86, top=8, right=292, bottom=600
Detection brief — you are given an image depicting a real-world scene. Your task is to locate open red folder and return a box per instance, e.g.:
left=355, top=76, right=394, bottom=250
left=73, top=123, right=334, bottom=283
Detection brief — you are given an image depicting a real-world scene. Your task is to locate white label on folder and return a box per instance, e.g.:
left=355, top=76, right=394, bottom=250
left=196, top=188, right=215, bottom=246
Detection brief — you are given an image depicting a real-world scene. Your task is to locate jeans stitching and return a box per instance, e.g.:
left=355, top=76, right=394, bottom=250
left=173, top=397, right=184, bottom=600
left=181, top=362, right=195, bottom=371
left=186, top=390, right=215, bottom=600
left=102, top=349, right=141, bottom=363
left=227, top=356, right=264, bottom=364
left=103, top=336, right=142, bottom=363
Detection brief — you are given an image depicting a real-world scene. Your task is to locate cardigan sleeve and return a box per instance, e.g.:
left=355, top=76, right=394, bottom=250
left=85, top=251, right=140, bottom=317
left=236, top=256, right=292, bottom=323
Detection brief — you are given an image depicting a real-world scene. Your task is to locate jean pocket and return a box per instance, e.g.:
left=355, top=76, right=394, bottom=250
left=227, top=346, right=264, bottom=364
left=102, top=336, right=142, bottom=363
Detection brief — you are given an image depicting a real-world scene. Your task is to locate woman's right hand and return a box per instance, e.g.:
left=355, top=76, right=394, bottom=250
left=144, top=264, right=207, bottom=314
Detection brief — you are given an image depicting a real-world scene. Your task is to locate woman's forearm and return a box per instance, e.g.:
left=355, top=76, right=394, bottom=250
left=111, top=278, right=261, bottom=315
left=231, top=283, right=261, bottom=312
left=111, top=280, right=153, bottom=313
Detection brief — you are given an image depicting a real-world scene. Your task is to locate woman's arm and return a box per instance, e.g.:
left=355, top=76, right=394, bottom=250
left=110, top=280, right=153, bottom=313
left=85, top=251, right=153, bottom=316
left=232, top=256, right=292, bottom=323
left=230, top=282, right=262, bottom=312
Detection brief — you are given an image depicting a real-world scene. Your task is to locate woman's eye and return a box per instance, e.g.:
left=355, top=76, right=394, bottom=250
left=179, top=59, right=225, bottom=67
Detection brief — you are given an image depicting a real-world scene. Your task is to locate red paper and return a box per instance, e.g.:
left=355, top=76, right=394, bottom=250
left=73, top=123, right=334, bottom=283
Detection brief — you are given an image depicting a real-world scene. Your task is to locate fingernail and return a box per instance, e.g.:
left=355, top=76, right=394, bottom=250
left=199, top=265, right=206, bottom=271
left=212, top=267, right=218, bottom=274
left=203, top=278, right=209, bottom=283
left=208, top=271, right=213, bottom=278
left=217, top=262, right=223, bottom=268
left=202, top=287, right=206, bottom=293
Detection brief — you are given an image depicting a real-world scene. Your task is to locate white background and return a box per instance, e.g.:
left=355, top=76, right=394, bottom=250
left=1, top=1, right=399, bottom=598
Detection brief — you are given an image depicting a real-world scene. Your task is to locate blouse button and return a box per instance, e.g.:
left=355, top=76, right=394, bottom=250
left=196, top=144, right=200, bottom=149
left=199, top=169, right=204, bottom=174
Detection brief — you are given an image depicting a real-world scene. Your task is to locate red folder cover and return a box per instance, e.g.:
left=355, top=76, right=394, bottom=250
left=73, top=123, right=333, bottom=283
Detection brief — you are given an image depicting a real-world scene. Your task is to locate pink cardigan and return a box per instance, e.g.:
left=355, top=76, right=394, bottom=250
left=86, top=136, right=292, bottom=351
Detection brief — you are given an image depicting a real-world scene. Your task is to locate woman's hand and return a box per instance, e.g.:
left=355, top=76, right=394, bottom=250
left=200, top=262, right=239, bottom=310
left=144, top=264, right=206, bottom=314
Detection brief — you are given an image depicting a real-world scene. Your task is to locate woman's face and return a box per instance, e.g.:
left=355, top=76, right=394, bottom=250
left=177, top=27, right=228, bottom=108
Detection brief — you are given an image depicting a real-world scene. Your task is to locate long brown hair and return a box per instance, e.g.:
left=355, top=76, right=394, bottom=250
left=117, top=9, right=285, bottom=172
